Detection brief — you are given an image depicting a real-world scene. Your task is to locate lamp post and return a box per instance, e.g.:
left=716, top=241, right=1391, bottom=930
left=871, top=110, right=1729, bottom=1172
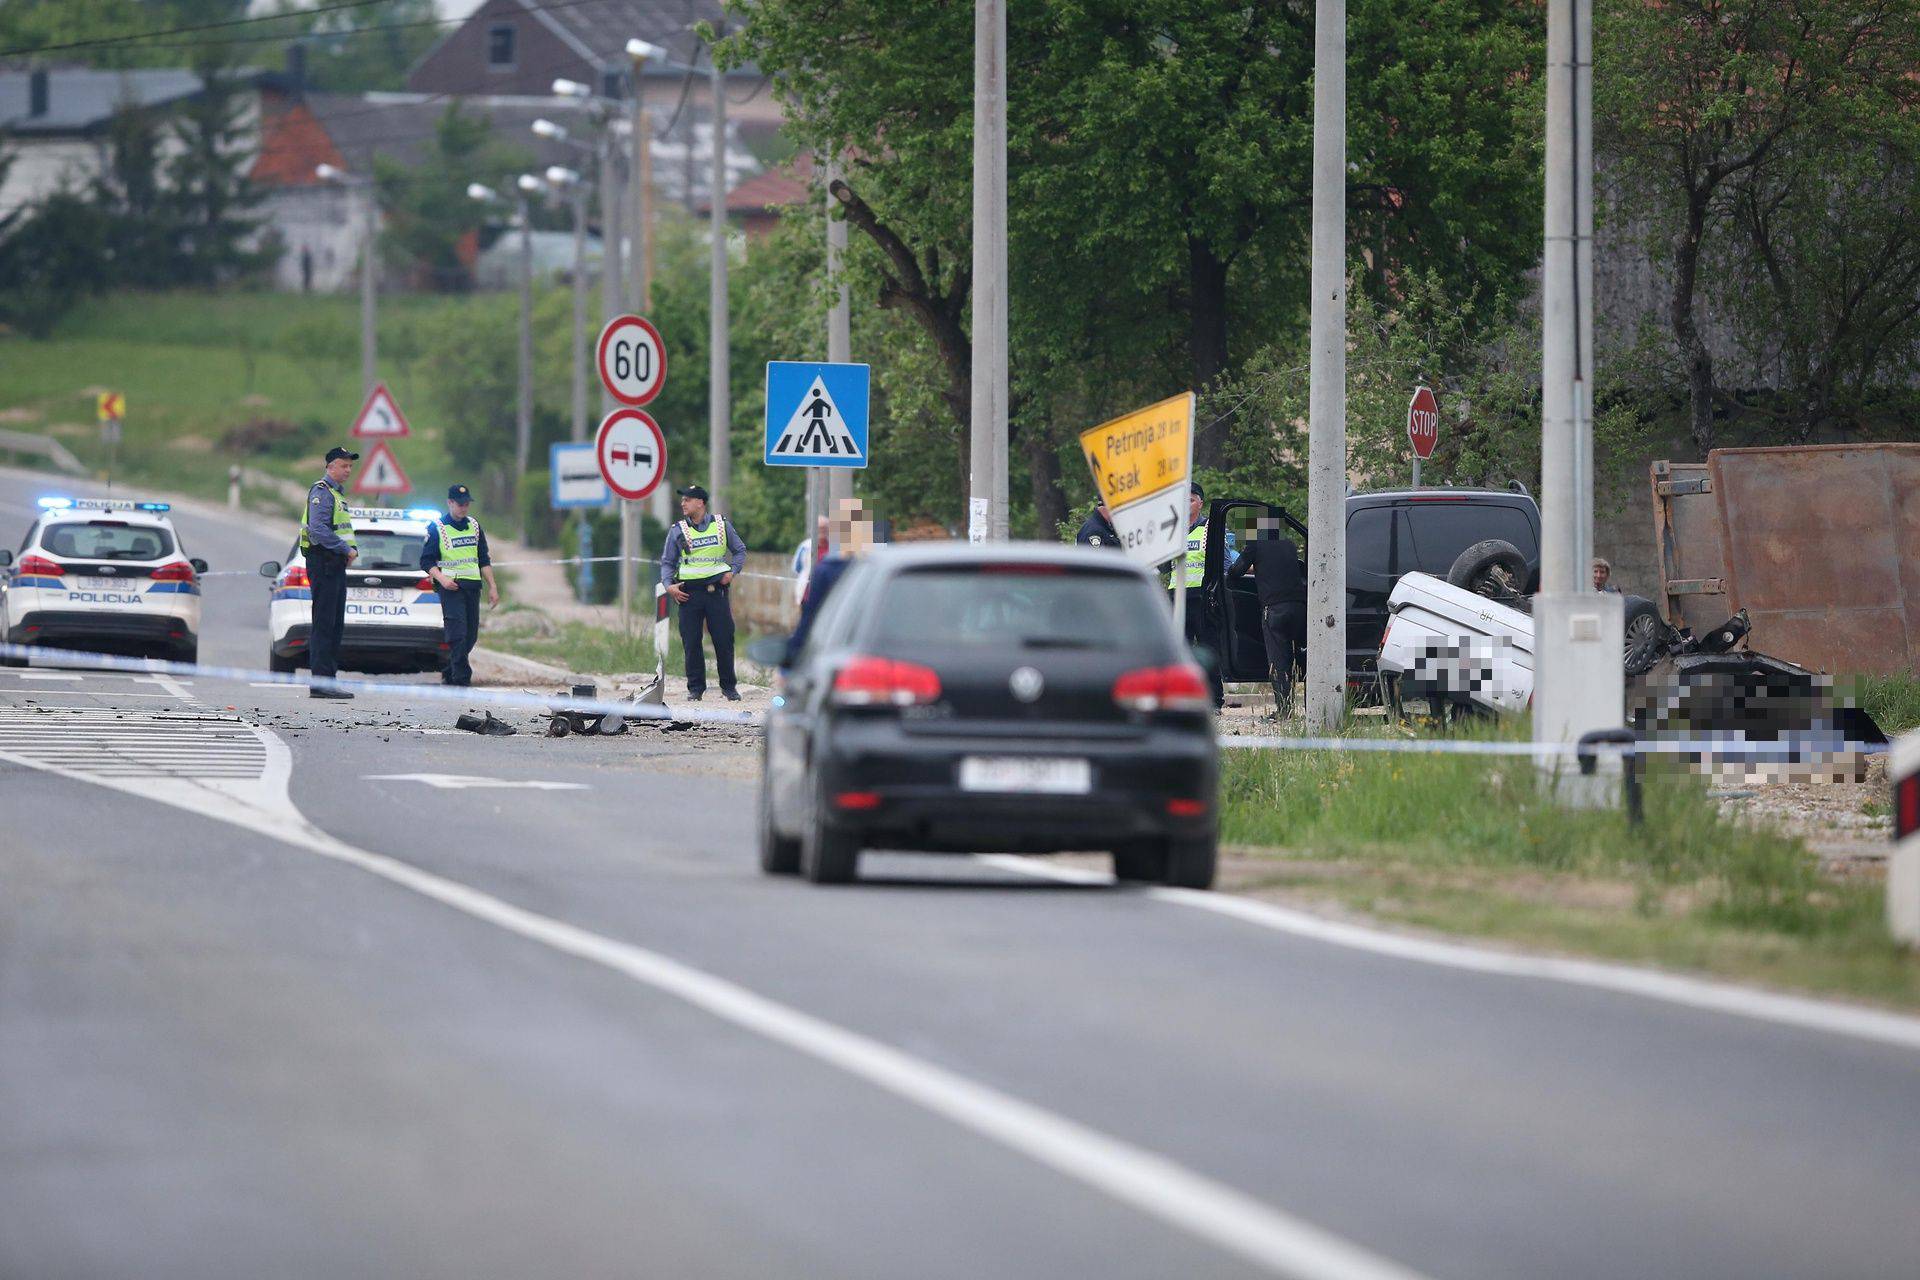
left=629, top=36, right=733, bottom=516
left=467, top=179, right=539, bottom=500
left=316, top=163, right=376, bottom=398
left=542, top=164, right=589, bottom=443
left=969, top=0, right=1008, bottom=542
left=552, top=79, right=626, bottom=411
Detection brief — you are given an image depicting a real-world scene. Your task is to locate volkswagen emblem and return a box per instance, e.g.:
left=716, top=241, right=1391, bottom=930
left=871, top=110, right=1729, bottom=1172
left=1009, top=666, right=1044, bottom=703
left=98, top=566, right=116, bottom=575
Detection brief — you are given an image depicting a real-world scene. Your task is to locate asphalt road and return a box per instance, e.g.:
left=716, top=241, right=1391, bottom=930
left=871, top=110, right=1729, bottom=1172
left=3, top=468, right=1919, bottom=1280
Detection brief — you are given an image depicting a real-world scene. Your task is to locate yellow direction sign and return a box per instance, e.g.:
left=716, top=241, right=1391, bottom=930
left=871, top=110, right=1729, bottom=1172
left=1077, top=392, right=1195, bottom=568
left=96, top=391, right=125, bottom=421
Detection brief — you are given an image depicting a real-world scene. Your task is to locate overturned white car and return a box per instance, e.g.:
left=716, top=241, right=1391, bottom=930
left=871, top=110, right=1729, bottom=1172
left=1376, top=572, right=1535, bottom=715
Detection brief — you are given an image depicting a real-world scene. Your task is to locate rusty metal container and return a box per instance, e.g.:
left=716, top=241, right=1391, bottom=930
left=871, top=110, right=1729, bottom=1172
left=1652, top=443, right=1920, bottom=674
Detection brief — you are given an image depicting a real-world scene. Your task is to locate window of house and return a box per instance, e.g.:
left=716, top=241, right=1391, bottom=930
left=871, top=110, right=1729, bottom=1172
left=602, top=69, right=627, bottom=99
left=488, top=24, right=516, bottom=68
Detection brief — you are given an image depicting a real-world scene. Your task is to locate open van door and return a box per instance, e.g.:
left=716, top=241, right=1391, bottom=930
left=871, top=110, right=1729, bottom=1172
left=1204, top=500, right=1306, bottom=683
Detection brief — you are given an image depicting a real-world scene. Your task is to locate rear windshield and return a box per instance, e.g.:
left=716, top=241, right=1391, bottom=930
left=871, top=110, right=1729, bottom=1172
left=865, top=566, right=1174, bottom=653
left=39, top=520, right=174, bottom=561
left=353, top=529, right=426, bottom=571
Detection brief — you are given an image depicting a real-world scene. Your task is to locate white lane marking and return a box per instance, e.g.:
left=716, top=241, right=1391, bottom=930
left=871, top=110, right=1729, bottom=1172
left=364, top=773, right=590, bottom=792
left=977, top=857, right=1920, bottom=1055
left=249, top=682, right=295, bottom=689
left=132, top=674, right=193, bottom=699
left=10, top=673, right=82, bottom=681
left=0, top=739, right=1425, bottom=1280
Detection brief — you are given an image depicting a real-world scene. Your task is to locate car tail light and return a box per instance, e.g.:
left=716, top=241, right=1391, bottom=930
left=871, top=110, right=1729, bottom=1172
left=1112, top=663, right=1210, bottom=712
left=832, top=655, right=942, bottom=707
left=415, top=576, right=437, bottom=591
left=283, top=565, right=310, bottom=588
left=149, top=560, right=196, bottom=583
left=1380, top=619, right=1393, bottom=651
left=17, top=555, right=63, bottom=576
left=834, top=791, right=883, bottom=810
left=1166, top=797, right=1208, bottom=817
left=1897, top=772, right=1920, bottom=840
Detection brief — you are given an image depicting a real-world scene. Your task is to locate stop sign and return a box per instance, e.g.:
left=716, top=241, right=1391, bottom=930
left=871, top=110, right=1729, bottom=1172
left=1407, top=385, right=1440, bottom=460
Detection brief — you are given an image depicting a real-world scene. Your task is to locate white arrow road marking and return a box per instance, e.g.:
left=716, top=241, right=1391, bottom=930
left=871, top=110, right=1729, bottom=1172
left=364, top=773, right=590, bottom=791
left=977, top=857, right=1920, bottom=1055
left=0, top=721, right=1427, bottom=1280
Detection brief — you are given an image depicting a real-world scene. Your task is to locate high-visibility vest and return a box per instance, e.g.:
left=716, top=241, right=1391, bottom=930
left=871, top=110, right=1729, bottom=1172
left=1166, top=522, right=1206, bottom=588
left=676, top=516, right=731, bottom=580
left=298, top=480, right=356, bottom=552
left=433, top=517, right=483, bottom=581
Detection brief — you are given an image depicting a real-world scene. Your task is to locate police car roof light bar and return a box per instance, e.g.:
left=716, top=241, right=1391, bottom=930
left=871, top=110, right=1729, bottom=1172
left=406, top=508, right=441, bottom=522
left=36, top=496, right=73, bottom=509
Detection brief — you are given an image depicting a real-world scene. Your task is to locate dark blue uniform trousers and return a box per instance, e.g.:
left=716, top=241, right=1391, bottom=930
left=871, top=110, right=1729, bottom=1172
left=437, top=582, right=481, bottom=685
left=307, top=548, right=349, bottom=678
left=677, top=579, right=736, bottom=696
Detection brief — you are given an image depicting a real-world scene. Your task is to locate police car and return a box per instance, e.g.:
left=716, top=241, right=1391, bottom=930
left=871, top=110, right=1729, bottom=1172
left=0, top=497, right=207, bottom=667
left=260, top=506, right=447, bottom=674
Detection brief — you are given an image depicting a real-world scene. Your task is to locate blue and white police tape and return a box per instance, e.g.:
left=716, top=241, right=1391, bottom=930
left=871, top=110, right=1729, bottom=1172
left=195, top=553, right=797, bottom=582
left=0, top=640, right=1887, bottom=764
left=0, top=641, right=761, bottom=728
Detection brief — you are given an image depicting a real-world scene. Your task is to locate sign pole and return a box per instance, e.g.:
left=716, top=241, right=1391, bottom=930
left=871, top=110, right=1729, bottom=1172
left=1412, top=456, right=1422, bottom=489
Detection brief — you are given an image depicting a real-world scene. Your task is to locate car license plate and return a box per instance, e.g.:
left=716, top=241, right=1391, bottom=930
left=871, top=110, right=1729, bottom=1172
left=958, top=756, right=1092, bottom=795
left=352, top=588, right=402, bottom=603
left=74, top=576, right=133, bottom=591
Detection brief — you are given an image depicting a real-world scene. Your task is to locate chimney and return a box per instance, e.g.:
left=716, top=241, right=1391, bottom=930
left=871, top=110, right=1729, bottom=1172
left=284, top=43, right=307, bottom=98
left=28, top=68, right=49, bottom=118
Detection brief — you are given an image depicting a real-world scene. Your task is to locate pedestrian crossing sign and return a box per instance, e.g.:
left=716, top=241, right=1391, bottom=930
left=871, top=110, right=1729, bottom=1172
left=763, top=361, right=870, bottom=468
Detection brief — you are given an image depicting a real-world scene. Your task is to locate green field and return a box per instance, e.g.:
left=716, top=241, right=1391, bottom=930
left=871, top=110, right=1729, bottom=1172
left=0, top=291, right=464, bottom=509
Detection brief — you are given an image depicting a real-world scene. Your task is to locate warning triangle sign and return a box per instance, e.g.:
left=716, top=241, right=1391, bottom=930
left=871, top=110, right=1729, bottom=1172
left=350, top=383, right=411, bottom=439
left=769, top=375, right=863, bottom=462
left=352, top=440, right=411, bottom=495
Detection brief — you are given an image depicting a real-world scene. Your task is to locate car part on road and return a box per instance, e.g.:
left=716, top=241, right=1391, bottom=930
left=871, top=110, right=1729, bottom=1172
left=1447, top=538, right=1529, bottom=600
left=545, top=684, right=631, bottom=737
left=454, top=711, right=517, bottom=736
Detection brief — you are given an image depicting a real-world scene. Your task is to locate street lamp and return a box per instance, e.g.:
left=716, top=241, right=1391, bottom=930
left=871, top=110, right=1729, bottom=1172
left=544, top=164, right=590, bottom=445
left=469, top=181, right=537, bottom=497
left=628, top=35, right=731, bottom=516
left=316, top=163, right=377, bottom=398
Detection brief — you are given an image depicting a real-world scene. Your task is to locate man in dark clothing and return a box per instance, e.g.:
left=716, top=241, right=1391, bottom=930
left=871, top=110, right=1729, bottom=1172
left=784, top=498, right=875, bottom=666
left=1229, top=517, right=1307, bottom=717
left=659, top=484, right=747, bottom=701
left=420, top=483, right=499, bottom=687
left=1074, top=503, right=1120, bottom=548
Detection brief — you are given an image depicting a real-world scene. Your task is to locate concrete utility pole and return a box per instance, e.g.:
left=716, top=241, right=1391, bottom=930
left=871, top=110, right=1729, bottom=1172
left=826, top=156, right=853, bottom=536
left=1304, top=0, right=1348, bottom=731
left=624, top=63, right=656, bottom=627
left=546, top=165, right=589, bottom=443
left=317, top=165, right=376, bottom=397
left=516, top=176, right=539, bottom=493
left=969, top=0, right=1009, bottom=542
left=1534, top=0, right=1622, bottom=786
left=708, top=46, right=732, bottom=516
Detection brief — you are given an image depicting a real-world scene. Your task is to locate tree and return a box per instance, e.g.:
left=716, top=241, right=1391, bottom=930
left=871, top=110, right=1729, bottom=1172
left=724, top=0, right=1544, bottom=532
left=165, top=55, right=272, bottom=285
left=375, top=104, right=534, bottom=292
left=1596, top=0, right=1920, bottom=453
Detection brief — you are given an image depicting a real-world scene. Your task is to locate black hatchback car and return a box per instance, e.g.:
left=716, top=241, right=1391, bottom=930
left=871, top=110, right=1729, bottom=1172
left=1201, top=489, right=1543, bottom=686
left=760, top=543, right=1218, bottom=888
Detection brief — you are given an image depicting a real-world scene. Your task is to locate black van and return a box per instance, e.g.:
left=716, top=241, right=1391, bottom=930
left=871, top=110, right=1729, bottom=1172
left=1198, top=489, right=1543, bottom=686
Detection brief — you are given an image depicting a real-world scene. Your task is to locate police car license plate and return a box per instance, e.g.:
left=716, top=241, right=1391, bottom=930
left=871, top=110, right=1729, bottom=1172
left=74, top=576, right=133, bottom=592
left=958, top=756, right=1092, bottom=795
left=352, top=588, right=402, bottom=603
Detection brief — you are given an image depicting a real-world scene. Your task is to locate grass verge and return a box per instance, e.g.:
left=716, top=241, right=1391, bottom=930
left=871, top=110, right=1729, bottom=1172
left=479, top=611, right=774, bottom=687
left=1854, top=671, right=1920, bottom=737
left=1219, top=725, right=1919, bottom=1009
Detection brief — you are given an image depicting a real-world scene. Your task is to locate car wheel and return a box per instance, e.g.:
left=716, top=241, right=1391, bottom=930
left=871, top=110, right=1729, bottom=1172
left=173, top=643, right=197, bottom=667
left=1161, top=836, right=1218, bottom=890
left=1111, top=842, right=1165, bottom=882
left=1623, top=597, right=1665, bottom=674
left=759, top=779, right=801, bottom=876
left=268, top=648, right=299, bottom=674
left=1447, top=539, right=1529, bottom=601
left=801, top=812, right=860, bottom=884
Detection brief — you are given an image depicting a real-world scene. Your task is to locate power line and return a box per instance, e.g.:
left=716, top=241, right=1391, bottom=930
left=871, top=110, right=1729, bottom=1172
left=0, top=0, right=399, bottom=59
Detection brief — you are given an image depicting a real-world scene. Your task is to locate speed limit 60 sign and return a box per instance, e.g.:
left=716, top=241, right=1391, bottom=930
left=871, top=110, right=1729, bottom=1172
left=597, top=315, right=665, bottom=406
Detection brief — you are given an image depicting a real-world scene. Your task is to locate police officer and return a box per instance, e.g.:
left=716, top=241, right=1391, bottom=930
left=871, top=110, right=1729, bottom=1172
left=1166, top=482, right=1233, bottom=706
left=1074, top=502, right=1120, bottom=548
left=302, top=446, right=358, bottom=699
left=421, top=483, right=500, bottom=687
left=659, top=484, right=746, bottom=701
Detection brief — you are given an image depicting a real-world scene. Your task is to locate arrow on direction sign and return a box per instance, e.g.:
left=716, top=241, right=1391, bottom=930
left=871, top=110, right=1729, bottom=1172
left=1160, top=506, right=1179, bottom=535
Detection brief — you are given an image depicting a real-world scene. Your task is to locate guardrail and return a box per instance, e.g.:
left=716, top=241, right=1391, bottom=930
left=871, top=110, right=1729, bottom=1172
left=0, top=430, right=86, bottom=476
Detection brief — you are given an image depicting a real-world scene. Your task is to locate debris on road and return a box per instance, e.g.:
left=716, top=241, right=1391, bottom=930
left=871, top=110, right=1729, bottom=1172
left=455, top=711, right=517, bottom=736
